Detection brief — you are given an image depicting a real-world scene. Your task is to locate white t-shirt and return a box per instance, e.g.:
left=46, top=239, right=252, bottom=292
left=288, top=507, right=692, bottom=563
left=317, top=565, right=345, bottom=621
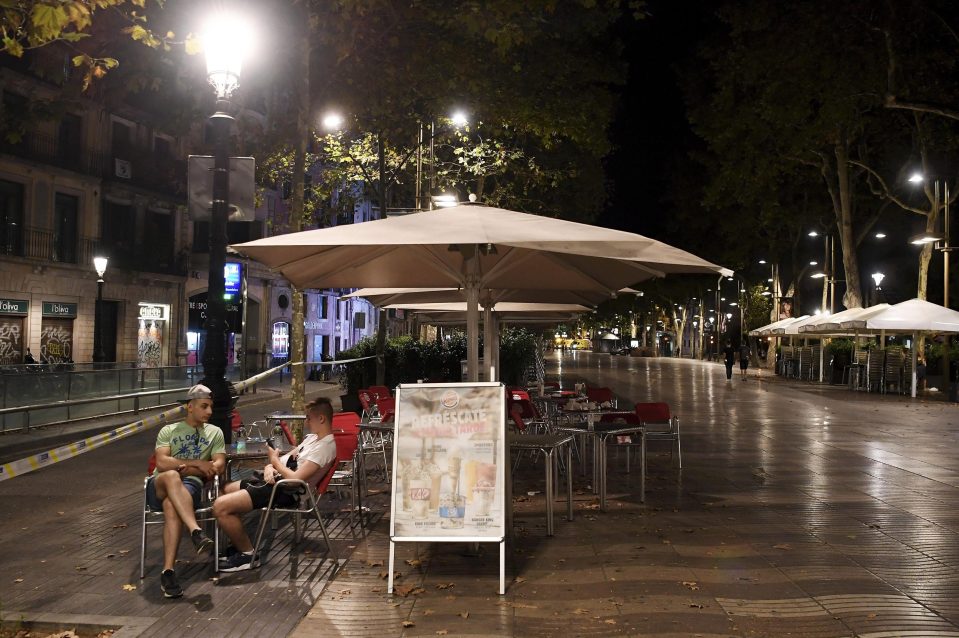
left=281, top=433, right=336, bottom=485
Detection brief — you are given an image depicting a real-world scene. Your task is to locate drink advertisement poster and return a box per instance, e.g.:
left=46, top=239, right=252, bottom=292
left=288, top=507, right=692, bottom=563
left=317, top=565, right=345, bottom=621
left=390, top=382, right=506, bottom=542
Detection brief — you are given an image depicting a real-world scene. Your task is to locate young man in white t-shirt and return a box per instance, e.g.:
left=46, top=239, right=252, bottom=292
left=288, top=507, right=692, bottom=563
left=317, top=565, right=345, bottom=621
left=213, top=397, right=337, bottom=571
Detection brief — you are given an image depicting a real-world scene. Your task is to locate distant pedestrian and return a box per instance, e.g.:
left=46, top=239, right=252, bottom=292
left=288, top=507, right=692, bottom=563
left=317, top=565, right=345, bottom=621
left=723, top=340, right=735, bottom=380
left=739, top=342, right=751, bottom=380
left=23, top=348, right=35, bottom=365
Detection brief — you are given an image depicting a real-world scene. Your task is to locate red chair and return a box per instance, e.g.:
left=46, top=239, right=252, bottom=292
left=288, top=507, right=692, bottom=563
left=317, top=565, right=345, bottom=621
left=634, top=402, right=681, bottom=468
left=333, top=411, right=361, bottom=434
left=586, top=387, right=617, bottom=407
left=375, top=397, right=395, bottom=423
left=330, top=430, right=362, bottom=527
left=507, top=398, right=547, bottom=433
left=508, top=403, right=527, bottom=432
left=278, top=420, right=297, bottom=446
left=508, top=387, right=531, bottom=401
left=358, top=389, right=373, bottom=418
left=368, top=385, right=391, bottom=400
left=250, top=461, right=339, bottom=569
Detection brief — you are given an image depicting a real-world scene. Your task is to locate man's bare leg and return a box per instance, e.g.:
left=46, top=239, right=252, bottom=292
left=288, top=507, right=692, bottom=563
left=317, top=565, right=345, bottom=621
left=213, top=485, right=255, bottom=553
left=154, top=470, right=201, bottom=532
left=161, top=498, right=182, bottom=571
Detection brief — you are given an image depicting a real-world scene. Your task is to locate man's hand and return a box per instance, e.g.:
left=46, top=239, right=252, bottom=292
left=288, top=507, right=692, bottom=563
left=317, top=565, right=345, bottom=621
left=181, top=460, right=217, bottom=481
left=263, top=464, right=277, bottom=484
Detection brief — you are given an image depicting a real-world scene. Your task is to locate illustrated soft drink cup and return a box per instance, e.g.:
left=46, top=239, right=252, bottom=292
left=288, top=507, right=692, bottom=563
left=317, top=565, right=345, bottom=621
left=472, top=487, right=494, bottom=516
left=408, top=479, right=430, bottom=519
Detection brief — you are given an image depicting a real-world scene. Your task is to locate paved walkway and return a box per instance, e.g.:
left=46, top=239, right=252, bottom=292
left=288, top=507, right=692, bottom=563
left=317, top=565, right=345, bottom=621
left=3, top=353, right=959, bottom=637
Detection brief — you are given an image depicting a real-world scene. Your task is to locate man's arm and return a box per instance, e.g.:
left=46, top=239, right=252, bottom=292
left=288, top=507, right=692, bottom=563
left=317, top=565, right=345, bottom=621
left=154, top=445, right=186, bottom=473
left=265, top=446, right=324, bottom=483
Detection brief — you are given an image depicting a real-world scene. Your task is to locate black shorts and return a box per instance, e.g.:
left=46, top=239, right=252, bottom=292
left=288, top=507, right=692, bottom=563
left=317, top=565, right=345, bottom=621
left=240, top=477, right=302, bottom=509
left=740, top=359, right=749, bottom=370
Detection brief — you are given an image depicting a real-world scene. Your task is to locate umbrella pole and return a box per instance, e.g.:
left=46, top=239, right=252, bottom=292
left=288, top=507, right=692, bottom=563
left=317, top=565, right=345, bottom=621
left=466, top=252, right=480, bottom=382
left=492, top=314, right=502, bottom=382
left=483, top=301, right=494, bottom=381
left=911, top=331, right=918, bottom=398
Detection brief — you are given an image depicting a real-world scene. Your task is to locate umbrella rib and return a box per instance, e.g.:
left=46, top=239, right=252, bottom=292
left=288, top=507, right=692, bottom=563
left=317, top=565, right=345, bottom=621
left=480, top=247, right=538, bottom=284
left=411, top=247, right=464, bottom=284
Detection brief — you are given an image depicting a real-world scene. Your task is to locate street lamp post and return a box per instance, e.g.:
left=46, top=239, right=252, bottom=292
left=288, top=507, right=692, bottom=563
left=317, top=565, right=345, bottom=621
left=200, top=16, right=250, bottom=442
left=871, top=272, right=885, bottom=306
left=909, top=174, right=952, bottom=308
left=93, top=256, right=108, bottom=363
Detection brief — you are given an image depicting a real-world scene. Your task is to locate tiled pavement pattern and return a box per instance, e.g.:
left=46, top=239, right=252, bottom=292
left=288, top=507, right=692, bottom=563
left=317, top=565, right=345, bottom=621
left=3, top=352, right=959, bottom=637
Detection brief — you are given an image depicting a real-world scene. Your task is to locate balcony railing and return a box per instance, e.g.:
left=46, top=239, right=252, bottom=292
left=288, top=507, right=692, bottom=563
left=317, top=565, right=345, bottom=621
left=0, top=131, right=187, bottom=198
left=0, top=227, right=186, bottom=276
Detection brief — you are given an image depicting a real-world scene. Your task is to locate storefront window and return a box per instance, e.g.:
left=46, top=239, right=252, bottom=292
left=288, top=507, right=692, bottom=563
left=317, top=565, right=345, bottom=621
left=272, top=322, right=289, bottom=363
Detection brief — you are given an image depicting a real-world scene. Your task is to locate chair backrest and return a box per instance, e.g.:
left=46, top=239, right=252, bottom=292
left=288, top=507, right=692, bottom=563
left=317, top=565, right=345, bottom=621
left=333, top=411, right=361, bottom=434
left=368, top=385, right=391, bottom=400
left=333, top=430, right=359, bottom=462
left=514, top=398, right=540, bottom=421
left=508, top=387, right=530, bottom=401
left=634, top=402, right=671, bottom=423
left=586, top=387, right=615, bottom=403
left=358, top=389, right=373, bottom=412
left=147, top=452, right=157, bottom=475
left=508, top=403, right=527, bottom=431
left=315, top=459, right=339, bottom=495
left=278, top=421, right=297, bottom=445
left=376, top=397, right=396, bottom=422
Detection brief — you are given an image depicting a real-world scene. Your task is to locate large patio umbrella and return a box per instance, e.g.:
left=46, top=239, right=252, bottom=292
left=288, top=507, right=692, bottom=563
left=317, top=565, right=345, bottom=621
left=799, top=305, right=889, bottom=335
left=232, top=204, right=730, bottom=379
left=748, top=315, right=809, bottom=337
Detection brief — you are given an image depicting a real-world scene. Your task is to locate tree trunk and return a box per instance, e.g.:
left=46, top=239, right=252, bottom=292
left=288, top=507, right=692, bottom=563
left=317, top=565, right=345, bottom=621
left=375, top=132, right=388, bottom=385
left=288, top=15, right=311, bottom=421
left=917, top=215, right=937, bottom=301
left=834, top=141, right=863, bottom=309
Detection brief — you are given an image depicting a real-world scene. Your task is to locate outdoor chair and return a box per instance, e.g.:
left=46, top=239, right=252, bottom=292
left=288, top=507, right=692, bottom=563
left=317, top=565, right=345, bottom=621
left=249, top=462, right=339, bottom=570
left=634, top=402, right=681, bottom=468
left=586, top=386, right=617, bottom=408
left=810, top=344, right=821, bottom=381
left=328, top=430, right=363, bottom=528
left=357, top=389, right=373, bottom=419
left=374, top=397, right=396, bottom=423
left=798, top=347, right=812, bottom=380
left=368, top=385, right=391, bottom=400
left=867, top=349, right=885, bottom=392
left=884, top=347, right=904, bottom=394
left=509, top=387, right=531, bottom=401
left=140, top=464, right=220, bottom=579
left=599, top=412, right=643, bottom=472
left=332, top=411, right=361, bottom=434
left=507, top=398, right=549, bottom=433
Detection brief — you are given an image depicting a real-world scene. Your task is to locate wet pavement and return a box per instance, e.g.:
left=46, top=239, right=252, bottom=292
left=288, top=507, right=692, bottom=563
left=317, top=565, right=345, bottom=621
left=2, top=352, right=959, bottom=637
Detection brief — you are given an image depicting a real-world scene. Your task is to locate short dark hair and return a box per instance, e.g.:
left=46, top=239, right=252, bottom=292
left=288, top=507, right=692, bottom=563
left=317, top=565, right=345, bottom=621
left=305, top=397, right=334, bottom=423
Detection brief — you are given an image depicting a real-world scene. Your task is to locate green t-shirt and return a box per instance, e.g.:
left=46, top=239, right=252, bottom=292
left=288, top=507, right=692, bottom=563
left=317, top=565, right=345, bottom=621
left=153, top=421, right=226, bottom=487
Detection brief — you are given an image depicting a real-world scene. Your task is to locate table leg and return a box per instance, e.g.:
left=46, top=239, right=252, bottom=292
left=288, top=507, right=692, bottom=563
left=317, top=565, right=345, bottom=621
left=354, top=448, right=365, bottom=528
left=640, top=430, right=646, bottom=503
left=599, top=435, right=608, bottom=512
left=566, top=441, right=573, bottom=522
left=545, top=449, right=554, bottom=536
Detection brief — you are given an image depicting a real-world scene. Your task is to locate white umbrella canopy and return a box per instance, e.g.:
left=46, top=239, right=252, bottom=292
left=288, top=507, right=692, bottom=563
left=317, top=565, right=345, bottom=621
left=841, top=298, right=959, bottom=333
left=772, top=315, right=824, bottom=335
left=801, top=304, right=889, bottom=335
left=233, top=204, right=731, bottom=379
left=749, top=315, right=809, bottom=337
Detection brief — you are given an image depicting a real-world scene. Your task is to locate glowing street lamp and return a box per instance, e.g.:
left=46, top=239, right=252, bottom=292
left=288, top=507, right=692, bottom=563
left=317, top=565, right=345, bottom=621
left=92, top=256, right=109, bottom=363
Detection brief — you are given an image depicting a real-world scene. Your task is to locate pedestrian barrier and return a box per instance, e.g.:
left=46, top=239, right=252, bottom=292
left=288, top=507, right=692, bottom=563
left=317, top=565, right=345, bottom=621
left=0, top=356, right=375, bottom=483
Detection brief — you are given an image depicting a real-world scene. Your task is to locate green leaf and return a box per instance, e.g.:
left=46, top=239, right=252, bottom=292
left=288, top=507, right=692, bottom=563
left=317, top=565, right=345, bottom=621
left=71, top=54, right=87, bottom=67
left=31, top=4, right=69, bottom=38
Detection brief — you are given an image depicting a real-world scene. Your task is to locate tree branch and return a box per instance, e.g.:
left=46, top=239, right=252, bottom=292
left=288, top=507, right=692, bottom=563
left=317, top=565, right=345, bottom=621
left=884, top=95, right=959, bottom=122
left=848, top=159, right=927, bottom=216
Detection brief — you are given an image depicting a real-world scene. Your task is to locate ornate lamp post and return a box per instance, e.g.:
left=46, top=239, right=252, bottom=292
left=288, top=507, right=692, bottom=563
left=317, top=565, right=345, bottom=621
left=93, top=256, right=108, bottom=363
left=200, top=16, right=250, bottom=441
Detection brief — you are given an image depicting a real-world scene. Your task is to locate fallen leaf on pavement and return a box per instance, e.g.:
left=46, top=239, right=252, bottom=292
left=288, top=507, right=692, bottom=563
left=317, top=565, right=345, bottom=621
left=339, top=589, right=352, bottom=595
left=458, top=611, right=469, bottom=619
left=773, top=543, right=791, bottom=550
left=402, top=620, right=415, bottom=628
left=13, top=578, right=23, bottom=583
left=690, top=603, right=705, bottom=609
left=394, top=584, right=416, bottom=597
left=422, top=609, right=435, bottom=616
left=682, top=581, right=699, bottom=591
left=112, top=523, right=127, bottom=529
left=405, top=558, right=422, bottom=567
left=604, top=619, right=617, bottom=625
left=436, top=631, right=448, bottom=636
left=366, top=560, right=384, bottom=567
left=573, top=608, right=590, bottom=615
left=121, top=584, right=137, bottom=591
left=435, top=583, right=455, bottom=590
left=515, top=576, right=527, bottom=584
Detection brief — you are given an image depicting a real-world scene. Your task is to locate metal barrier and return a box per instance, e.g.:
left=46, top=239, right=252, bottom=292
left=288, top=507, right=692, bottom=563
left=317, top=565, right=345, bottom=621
left=0, top=386, right=187, bottom=433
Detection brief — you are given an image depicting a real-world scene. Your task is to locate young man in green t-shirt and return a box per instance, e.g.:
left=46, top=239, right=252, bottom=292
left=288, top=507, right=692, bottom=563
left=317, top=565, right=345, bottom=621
left=148, top=384, right=226, bottom=598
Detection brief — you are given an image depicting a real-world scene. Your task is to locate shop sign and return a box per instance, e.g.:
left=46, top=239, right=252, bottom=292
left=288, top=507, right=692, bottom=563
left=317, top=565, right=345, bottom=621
left=0, top=299, right=28, bottom=315
left=41, top=302, right=77, bottom=318
left=139, top=303, right=170, bottom=321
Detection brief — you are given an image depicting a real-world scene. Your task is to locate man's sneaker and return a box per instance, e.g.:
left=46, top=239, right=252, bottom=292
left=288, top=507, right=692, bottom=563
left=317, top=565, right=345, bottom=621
left=219, top=551, right=255, bottom=572
left=160, top=569, right=183, bottom=599
left=191, top=529, right=214, bottom=556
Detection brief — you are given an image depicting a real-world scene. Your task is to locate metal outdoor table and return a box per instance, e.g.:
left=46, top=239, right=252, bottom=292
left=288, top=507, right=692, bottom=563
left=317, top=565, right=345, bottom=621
left=357, top=420, right=395, bottom=495
left=508, top=433, right=574, bottom=536
left=266, top=413, right=307, bottom=441
left=225, top=441, right=285, bottom=481
left=554, top=408, right=634, bottom=480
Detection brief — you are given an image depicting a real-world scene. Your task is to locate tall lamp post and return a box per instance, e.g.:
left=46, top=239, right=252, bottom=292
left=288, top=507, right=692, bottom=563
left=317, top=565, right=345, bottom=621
left=200, top=16, right=249, bottom=441
left=871, top=272, right=885, bottom=306
left=92, top=256, right=108, bottom=363
left=909, top=173, right=952, bottom=308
